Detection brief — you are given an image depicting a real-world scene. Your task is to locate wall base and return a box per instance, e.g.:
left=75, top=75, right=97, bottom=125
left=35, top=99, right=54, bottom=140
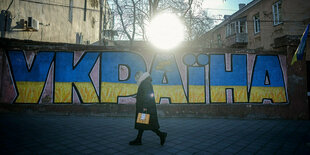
left=0, top=104, right=308, bottom=120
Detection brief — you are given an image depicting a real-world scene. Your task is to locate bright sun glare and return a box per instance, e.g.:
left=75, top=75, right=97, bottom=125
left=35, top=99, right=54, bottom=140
left=146, top=13, right=185, bottom=51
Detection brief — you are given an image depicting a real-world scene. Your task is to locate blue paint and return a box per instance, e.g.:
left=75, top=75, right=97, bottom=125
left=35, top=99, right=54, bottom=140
left=55, top=52, right=99, bottom=82
left=210, top=54, right=247, bottom=86
left=8, top=51, right=54, bottom=82
left=251, top=56, right=284, bottom=87
left=189, top=67, right=205, bottom=85
left=151, top=54, right=183, bottom=85
left=101, top=52, right=146, bottom=83
left=183, top=54, right=196, bottom=66
left=197, top=54, right=209, bottom=65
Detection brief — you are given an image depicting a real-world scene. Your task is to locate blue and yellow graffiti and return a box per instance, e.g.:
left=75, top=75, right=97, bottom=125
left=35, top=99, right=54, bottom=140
left=8, top=51, right=54, bottom=103
left=6, top=51, right=288, bottom=104
left=151, top=54, right=187, bottom=103
left=249, top=55, right=287, bottom=103
left=101, top=52, right=146, bottom=103
left=54, top=52, right=99, bottom=103
left=210, top=55, right=248, bottom=103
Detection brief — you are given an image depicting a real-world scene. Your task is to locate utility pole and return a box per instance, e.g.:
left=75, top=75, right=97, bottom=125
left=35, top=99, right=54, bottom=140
left=99, top=0, right=103, bottom=45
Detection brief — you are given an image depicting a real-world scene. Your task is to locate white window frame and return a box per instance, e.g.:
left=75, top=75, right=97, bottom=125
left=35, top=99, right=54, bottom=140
left=253, top=13, right=260, bottom=34
left=237, top=19, right=247, bottom=33
left=226, top=22, right=238, bottom=37
left=245, top=21, right=248, bottom=33
left=226, top=24, right=231, bottom=37
left=272, top=1, right=282, bottom=25
left=230, top=22, right=236, bottom=35
left=217, top=34, right=222, bottom=47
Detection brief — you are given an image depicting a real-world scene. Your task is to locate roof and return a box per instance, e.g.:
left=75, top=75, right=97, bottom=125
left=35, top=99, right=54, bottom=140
left=209, top=0, right=262, bottom=32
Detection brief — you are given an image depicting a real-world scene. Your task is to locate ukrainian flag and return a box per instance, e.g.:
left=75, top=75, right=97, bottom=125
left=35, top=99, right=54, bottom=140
left=291, top=24, right=310, bottom=65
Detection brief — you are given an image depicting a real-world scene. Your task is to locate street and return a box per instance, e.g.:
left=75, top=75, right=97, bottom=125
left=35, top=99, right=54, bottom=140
left=1, top=114, right=310, bottom=154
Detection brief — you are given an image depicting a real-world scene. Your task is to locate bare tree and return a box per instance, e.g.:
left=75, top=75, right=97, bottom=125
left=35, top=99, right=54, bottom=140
left=149, top=0, right=160, bottom=17
left=187, top=10, right=214, bottom=40
left=159, top=0, right=210, bottom=40
left=114, top=0, right=142, bottom=44
left=112, top=0, right=224, bottom=41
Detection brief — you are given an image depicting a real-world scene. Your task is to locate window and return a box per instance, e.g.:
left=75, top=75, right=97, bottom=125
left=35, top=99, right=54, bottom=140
left=226, top=25, right=230, bottom=37
left=230, top=22, right=236, bottom=34
left=253, top=13, right=260, bottom=34
left=226, top=22, right=236, bottom=37
left=237, top=19, right=247, bottom=33
left=272, top=1, right=282, bottom=25
left=217, top=34, right=222, bottom=47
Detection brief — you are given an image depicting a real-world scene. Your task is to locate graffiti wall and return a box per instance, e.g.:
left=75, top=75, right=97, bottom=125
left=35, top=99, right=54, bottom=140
left=1, top=50, right=288, bottom=104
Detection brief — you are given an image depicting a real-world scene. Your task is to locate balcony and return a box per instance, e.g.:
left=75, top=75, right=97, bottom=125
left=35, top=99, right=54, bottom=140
left=226, top=33, right=248, bottom=48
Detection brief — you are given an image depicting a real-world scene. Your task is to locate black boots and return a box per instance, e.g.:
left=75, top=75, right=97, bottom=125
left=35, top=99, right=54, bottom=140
left=129, top=130, right=143, bottom=145
left=129, top=130, right=167, bottom=146
left=129, top=139, right=142, bottom=145
left=160, top=132, right=167, bottom=146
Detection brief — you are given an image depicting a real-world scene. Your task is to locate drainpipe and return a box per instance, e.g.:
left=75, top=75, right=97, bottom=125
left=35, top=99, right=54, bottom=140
left=2, top=0, right=14, bottom=38
left=99, top=0, right=103, bottom=45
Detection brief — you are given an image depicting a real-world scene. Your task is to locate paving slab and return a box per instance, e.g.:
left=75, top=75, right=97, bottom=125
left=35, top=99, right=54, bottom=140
left=0, top=114, right=310, bottom=154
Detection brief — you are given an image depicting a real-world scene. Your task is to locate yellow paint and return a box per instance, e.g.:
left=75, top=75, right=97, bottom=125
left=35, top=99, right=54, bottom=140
left=55, top=82, right=72, bottom=103
left=189, top=85, right=205, bottom=103
left=74, top=82, right=99, bottom=103
left=55, top=82, right=99, bottom=103
left=15, top=81, right=45, bottom=103
left=249, top=87, right=286, bottom=102
left=156, top=60, right=171, bottom=70
left=101, top=82, right=137, bottom=103
left=210, top=86, right=248, bottom=103
left=153, top=85, right=187, bottom=103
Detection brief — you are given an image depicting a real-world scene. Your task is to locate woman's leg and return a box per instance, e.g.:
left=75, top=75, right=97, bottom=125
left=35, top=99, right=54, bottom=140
left=152, top=129, right=167, bottom=146
left=137, top=129, right=144, bottom=141
left=129, top=130, right=144, bottom=145
left=152, top=129, right=161, bottom=136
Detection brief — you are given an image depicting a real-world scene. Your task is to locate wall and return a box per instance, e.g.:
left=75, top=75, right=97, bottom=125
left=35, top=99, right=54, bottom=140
left=1, top=50, right=288, bottom=105
left=246, top=0, right=310, bottom=50
left=0, top=39, right=309, bottom=119
left=201, top=0, right=310, bottom=50
left=0, top=0, right=111, bottom=44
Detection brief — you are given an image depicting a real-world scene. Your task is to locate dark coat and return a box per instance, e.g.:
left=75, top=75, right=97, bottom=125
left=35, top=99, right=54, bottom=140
left=134, top=77, right=160, bottom=130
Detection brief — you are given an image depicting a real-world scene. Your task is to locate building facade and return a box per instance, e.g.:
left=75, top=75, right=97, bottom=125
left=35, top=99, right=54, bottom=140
left=0, top=0, right=113, bottom=44
left=201, top=0, right=310, bottom=50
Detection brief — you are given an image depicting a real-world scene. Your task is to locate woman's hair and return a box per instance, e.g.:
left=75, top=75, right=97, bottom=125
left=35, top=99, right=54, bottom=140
left=135, top=71, right=143, bottom=82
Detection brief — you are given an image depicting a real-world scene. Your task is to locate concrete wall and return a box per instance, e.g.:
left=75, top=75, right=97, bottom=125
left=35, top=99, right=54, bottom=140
left=0, top=39, right=308, bottom=119
left=0, top=0, right=111, bottom=44
left=1, top=51, right=289, bottom=105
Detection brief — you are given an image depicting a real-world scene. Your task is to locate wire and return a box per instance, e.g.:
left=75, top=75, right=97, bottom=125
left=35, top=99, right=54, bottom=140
left=205, top=8, right=237, bottom=11
left=244, top=20, right=305, bottom=23
left=6, top=0, right=14, bottom=11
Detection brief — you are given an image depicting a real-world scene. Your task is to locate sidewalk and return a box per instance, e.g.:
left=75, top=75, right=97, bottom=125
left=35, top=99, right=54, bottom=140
left=0, top=114, right=310, bottom=154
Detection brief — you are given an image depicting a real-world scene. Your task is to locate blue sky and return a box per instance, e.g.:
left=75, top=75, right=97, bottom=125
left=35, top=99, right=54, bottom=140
left=205, top=0, right=253, bottom=19
left=202, top=0, right=253, bottom=25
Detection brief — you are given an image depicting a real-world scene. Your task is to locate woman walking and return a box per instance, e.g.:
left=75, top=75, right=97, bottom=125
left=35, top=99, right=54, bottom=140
left=129, top=71, right=167, bottom=146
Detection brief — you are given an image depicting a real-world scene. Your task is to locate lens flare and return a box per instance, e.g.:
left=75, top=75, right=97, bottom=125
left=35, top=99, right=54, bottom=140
left=146, top=13, right=185, bottom=51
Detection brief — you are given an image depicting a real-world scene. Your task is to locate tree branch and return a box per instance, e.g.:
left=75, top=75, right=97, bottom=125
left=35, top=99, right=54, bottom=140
left=183, top=0, right=193, bottom=16
left=114, top=0, right=132, bottom=40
